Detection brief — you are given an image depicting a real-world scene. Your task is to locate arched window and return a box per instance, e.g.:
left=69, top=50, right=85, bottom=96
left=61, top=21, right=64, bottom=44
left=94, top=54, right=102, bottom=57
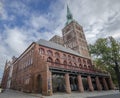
left=63, top=54, right=66, bottom=59
left=79, top=64, right=82, bottom=68
left=88, top=66, right=91, bottom=69
left=55, top=52, right=60, bottom=58
left=83, top=59, right=86, bottom=64
left=63, top=60, right=67, bottom=65
left=78, top=58, right=81, bottom=63
left=87, top=59, right=92, bottom=65
left=73, top=56, right=76, bottom=62
left=30, top=57, right=33, bottom=65
left=39, top=48, right=45, bottom=54
left=47, top=50, right=53, bottom=56
left=55, top=59, right=60, bottom=64
left=47, top=57, right=53, bottom=62
left=68, top=55, right=71, bottom=60
left=74, top=63, right=77, bottom=67
left=84, top=65, right=87, bottom=68
left=68, top=61, right=72, bottom=66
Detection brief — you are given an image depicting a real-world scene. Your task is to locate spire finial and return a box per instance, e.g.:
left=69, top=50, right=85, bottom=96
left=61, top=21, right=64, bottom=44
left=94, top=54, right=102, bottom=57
left=66, top=5, right=73, bottom=25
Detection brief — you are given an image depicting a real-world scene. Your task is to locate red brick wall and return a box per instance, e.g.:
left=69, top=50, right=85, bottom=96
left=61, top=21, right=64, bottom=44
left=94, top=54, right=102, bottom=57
left=11, top=42, right=94, bottom=95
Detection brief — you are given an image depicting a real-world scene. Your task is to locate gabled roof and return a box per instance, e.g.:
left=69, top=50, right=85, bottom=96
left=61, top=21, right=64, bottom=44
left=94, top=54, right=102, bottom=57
left=36, top=39, right=89, bottom=59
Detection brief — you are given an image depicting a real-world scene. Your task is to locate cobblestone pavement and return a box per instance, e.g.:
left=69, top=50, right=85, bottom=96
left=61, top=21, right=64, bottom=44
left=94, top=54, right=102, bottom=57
left=0, top=89, right=41, bottom=98
left=0, top=89, right=119, bottom=98
left=44, top=90, right=119, bottom=98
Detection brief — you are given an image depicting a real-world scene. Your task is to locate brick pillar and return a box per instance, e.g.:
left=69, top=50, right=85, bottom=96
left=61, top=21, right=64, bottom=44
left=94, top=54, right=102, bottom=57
left=41, top=71, right=53, bottom=96
left=108, top=77, right=115, bottom=90
left=95, top=76, right=102, bottom=91
left=87, top=75, right=94, bottom=91
left=77, top=75, right=84, bottom=92
left=102, top=77, right=108, bottom=90
left=48, top=71, right=53, bottom=95
left=65, top=73, right=71, bottom=93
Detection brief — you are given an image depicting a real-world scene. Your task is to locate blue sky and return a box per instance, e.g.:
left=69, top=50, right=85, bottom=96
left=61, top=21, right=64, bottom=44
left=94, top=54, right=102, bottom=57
left=0, top=0, right=120, bottom=81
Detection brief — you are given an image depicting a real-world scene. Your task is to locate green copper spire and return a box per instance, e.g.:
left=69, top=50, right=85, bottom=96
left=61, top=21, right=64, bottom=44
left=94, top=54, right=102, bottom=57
left=66, top=5, right=73, bottom=25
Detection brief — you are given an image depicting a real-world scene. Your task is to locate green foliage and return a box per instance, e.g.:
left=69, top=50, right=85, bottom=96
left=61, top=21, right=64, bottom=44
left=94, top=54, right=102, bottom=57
left=89, top=37, right=120, bottom=85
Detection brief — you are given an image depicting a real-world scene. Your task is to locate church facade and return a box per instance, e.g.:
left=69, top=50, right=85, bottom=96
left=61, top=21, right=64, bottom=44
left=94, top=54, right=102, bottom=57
left=1, top=6, right=115, bottom=96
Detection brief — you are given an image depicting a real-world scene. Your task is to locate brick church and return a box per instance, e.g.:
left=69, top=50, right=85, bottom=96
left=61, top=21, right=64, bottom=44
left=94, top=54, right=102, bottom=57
left=1, top=6, right=115, bottom=96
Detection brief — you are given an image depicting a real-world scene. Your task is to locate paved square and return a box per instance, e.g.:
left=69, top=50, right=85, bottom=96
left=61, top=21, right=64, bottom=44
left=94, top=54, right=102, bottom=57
left=0, top=89, right=119, bottom=98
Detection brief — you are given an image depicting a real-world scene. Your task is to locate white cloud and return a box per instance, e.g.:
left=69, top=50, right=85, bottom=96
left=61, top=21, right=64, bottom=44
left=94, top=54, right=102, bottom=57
left=67, top=0, right=120, bottom=43
left=0, top=1, right=16, bottom=21
left=0, top=0, right=120, bottom=79
left=0, top=1, right=8, bottom=20
left=106, top=29, right=120, bottom=39
left=30, top=15, right=49, bottom=30
left=8, top=1, right=29, bottom=16
left=4, top=27, right=28, bottom=54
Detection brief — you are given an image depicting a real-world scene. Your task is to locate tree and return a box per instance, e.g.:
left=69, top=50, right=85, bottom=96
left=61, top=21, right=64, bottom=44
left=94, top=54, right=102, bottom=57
left=89, top=37, right=120, bottom=90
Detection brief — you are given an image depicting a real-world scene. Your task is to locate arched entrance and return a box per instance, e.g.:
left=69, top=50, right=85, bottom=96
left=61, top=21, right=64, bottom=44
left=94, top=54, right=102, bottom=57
left=37, top=74, right=42, bottom=93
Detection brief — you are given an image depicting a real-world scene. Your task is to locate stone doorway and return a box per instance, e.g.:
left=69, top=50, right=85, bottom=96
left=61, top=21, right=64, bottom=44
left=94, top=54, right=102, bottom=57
left=37, top=74, right=42, bottom=93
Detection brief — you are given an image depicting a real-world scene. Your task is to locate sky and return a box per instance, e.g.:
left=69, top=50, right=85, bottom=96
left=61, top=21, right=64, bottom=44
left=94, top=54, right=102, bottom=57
left=0, top=0, right=120, bottom=80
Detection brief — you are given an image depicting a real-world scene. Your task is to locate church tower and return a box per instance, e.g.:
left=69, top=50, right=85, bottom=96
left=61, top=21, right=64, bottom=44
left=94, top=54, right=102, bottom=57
left=62, top=5, right=90, bottom=58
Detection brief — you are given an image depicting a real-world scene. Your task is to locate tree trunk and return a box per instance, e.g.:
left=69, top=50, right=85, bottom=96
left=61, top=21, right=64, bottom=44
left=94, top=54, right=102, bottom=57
left=114, top=61, right=120, bottom=91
